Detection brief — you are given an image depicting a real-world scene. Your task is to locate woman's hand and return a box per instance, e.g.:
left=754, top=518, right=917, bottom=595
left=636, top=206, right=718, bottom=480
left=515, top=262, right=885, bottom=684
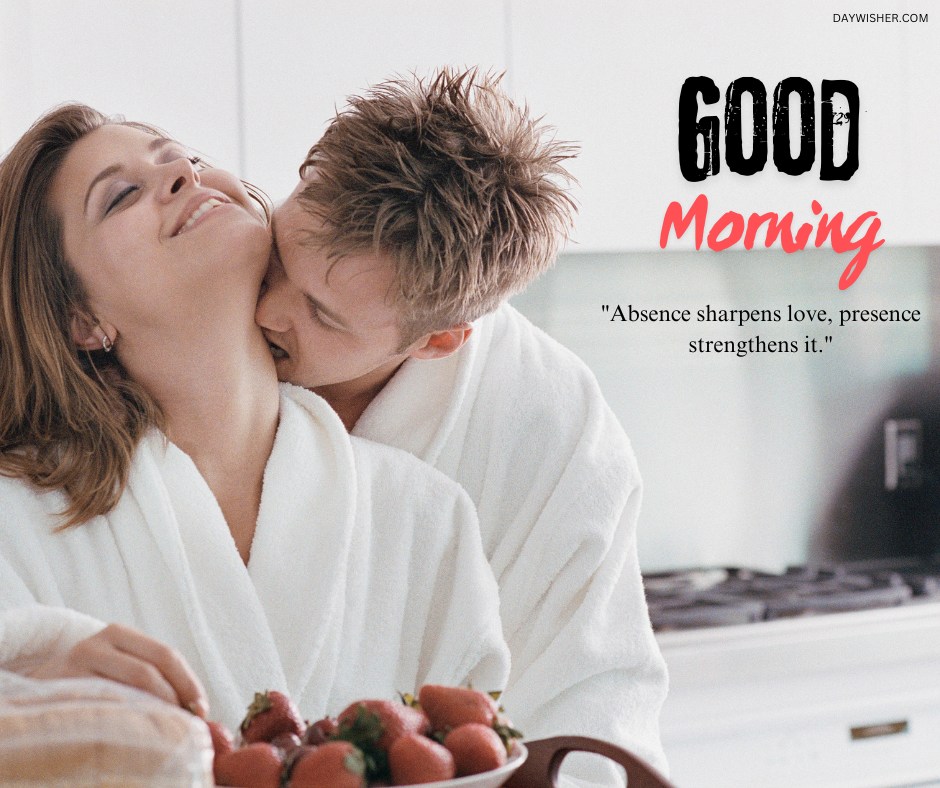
left=26, top=622, right=209, bottom=718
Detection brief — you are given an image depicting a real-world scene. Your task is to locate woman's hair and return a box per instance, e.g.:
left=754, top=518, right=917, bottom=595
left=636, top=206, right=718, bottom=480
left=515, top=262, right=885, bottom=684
left=0, top=103, right=269, bottom=527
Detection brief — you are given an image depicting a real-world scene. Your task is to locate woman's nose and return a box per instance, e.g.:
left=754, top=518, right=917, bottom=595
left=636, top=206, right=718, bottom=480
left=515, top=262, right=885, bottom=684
left=158, top=156, right=200, bottom=201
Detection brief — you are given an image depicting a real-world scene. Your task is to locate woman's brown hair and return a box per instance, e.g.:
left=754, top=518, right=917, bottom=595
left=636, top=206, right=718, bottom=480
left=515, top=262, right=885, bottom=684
left=0, top=105, right=163, bottom=527
left=0, top=104, right=271, bottom=528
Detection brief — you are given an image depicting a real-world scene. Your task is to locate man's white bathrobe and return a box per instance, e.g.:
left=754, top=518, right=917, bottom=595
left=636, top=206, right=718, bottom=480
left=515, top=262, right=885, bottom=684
left=354, top=304, right=669, bottom=777
left=0, top=385, right=509, bottom=731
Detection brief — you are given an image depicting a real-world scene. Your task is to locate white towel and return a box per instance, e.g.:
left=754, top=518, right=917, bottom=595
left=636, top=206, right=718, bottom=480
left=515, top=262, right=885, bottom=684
left=0, top=384, right=509, bottom=730
left=354, top=304, right=669, bottom=780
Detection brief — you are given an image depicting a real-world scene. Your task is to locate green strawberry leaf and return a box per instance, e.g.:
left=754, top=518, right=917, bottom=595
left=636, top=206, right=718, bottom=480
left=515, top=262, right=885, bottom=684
left=241, top=691, right=274, bottom=732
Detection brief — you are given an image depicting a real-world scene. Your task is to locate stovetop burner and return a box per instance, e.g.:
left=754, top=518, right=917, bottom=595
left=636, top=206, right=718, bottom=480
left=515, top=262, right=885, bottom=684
left=643, top=555, right=940, bottom=630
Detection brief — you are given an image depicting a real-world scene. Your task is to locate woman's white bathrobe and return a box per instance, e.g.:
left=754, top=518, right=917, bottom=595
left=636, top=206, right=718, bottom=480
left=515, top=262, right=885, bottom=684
left=354, top=304, right=669, bottom=778
left=0, top=385, right=509, bottom=730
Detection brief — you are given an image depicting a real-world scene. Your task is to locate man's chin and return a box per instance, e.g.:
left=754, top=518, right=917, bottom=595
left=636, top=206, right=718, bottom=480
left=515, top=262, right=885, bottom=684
left=271, top=354, right=296, bottom=384
left=271, top=357, right=325, bottom=391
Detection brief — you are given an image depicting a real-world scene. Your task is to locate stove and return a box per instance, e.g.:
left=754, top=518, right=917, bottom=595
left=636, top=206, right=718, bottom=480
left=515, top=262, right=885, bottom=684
left=646, top=557, right=940, bottom=787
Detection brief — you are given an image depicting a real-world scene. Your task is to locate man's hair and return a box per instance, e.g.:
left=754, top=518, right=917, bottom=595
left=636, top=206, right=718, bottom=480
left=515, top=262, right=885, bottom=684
left=296, top=67, right=578, bottom=344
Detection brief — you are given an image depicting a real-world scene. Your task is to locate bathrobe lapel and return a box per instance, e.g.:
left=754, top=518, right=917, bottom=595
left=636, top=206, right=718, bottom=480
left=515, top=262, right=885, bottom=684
left=354, top=325, right=485, bottom=468
left=248, top=387, right=358, bottom=712
left=125, top=432, right=287, bottom=723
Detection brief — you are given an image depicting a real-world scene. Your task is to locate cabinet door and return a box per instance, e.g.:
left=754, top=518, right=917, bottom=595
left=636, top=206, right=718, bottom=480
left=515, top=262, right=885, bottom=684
left=239, top=0, right=506, bottom=201
left=0, top=0, right=240, bottom=173
left=509, top=1, right=940, bottom=250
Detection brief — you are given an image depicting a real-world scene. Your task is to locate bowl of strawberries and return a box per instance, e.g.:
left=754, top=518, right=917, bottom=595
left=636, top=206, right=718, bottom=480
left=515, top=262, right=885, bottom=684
left=209, top=684, right=527, bottom=787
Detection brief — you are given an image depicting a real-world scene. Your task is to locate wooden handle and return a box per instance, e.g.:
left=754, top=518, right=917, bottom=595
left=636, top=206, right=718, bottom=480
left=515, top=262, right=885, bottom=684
left=503, top=736, right=674, bottom=788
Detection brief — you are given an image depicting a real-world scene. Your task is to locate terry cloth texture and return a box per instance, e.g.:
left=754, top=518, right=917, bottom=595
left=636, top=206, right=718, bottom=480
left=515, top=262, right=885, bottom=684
left=0, top=384, right=509, bottom=731
left=355, top=303, right=669, bottom=782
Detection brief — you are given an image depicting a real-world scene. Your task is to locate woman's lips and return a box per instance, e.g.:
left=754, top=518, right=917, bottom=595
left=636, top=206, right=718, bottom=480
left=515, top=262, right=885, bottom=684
left=173, top=195, right=229, bottom=236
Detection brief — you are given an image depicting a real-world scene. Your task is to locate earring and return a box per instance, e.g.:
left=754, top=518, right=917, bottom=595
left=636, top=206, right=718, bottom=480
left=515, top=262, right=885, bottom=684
left=101, top=334, right=113, bottom=353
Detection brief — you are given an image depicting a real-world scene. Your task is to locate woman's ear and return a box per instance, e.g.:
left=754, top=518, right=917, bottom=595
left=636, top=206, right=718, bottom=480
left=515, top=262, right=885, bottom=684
left=70, top=311, right=116, bottom=352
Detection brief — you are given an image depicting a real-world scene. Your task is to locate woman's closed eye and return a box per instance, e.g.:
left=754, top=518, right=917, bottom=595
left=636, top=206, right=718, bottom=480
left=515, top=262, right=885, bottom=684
left=103, top=155, right=199, bottom=215
left=105, top=184, right=139, bottom=214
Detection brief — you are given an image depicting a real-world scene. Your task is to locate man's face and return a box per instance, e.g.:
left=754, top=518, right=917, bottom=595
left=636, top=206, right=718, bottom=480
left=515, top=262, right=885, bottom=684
left=255, top=182, right=415, bottom=397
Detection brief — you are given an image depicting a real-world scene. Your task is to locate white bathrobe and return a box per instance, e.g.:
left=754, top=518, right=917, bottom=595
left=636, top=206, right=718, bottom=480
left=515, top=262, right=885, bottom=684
left=354, top=304, right=669, bottom=780
left=0, top=384, right=509, bottom=731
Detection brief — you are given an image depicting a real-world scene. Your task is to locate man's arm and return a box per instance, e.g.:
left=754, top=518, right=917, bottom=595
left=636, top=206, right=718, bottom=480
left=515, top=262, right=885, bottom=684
left=493, top=424, right=668, bottom=782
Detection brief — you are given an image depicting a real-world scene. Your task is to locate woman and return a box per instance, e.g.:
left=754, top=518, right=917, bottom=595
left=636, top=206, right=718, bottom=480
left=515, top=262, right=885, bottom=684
left=0, top=104, right=509, bottom=729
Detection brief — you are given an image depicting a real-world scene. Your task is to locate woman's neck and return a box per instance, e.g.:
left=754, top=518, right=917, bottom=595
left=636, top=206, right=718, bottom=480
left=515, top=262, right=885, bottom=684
left=121, top=317, right=280, bottom=563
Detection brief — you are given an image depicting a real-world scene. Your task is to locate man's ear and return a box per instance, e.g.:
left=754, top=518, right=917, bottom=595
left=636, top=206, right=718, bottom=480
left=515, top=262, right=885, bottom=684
left=70, top=311, right=116, bottom=352
left=409, top=323, right=473, bottom=360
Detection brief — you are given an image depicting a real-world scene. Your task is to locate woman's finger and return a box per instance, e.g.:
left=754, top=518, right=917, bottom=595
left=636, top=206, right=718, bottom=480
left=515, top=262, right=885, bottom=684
left=62, top=631, right=179, bottom=706
left=96, top=623, right=210, bottom=717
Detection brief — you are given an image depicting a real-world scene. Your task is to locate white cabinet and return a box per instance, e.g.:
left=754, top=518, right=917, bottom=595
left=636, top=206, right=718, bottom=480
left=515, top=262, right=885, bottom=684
left=239, top=0, right=507, bottom=201
left=0, top=0, right=241, bottom=174
left=509, top=1, right=940, bottom=250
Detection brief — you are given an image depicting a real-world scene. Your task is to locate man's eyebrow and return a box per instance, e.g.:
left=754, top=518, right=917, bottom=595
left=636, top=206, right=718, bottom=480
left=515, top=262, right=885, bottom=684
left=82, top=136, right=177, bottom=216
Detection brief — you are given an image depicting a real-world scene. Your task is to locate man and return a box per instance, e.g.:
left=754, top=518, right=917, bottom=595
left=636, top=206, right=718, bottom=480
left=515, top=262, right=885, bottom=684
left=256, top=68, right=668, bottom=781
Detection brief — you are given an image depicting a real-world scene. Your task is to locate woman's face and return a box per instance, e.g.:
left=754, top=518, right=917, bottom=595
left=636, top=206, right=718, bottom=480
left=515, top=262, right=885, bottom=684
left=51, top=123, right=270, bottom=342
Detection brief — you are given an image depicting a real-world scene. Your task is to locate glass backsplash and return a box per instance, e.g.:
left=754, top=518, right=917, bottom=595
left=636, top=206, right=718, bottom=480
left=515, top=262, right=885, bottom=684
left=511, top=245, right=940, bottom=572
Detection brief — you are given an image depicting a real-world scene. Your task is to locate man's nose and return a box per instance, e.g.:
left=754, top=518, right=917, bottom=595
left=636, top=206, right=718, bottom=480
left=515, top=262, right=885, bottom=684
left=255, top=275, right=289, bottom=331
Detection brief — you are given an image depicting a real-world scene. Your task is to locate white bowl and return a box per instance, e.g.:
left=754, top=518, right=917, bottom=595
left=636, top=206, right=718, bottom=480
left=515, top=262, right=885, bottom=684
left=399, top=742, right=528, bottom=788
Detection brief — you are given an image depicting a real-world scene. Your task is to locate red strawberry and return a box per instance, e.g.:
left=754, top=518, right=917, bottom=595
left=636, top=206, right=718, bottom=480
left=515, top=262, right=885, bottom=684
left=240, top=690, right=305, bottom=744
left=417, top=685, right=499, bottom=732
left=206, top=720, right=235, bottom=758
left=389, top=732, right=456, bottom=784
left=444, top=723, right=507, bottom=776
left=271, top=731, right=304, bottom=755
left=287, top=740, right=367, bottom=788
left=282, top=745, right=318, bottom=782
left=303, top=716, right=339, bottom=746
left=214, top=742, right=283, bottom=787
left=337, top=699, right=430, bottom=751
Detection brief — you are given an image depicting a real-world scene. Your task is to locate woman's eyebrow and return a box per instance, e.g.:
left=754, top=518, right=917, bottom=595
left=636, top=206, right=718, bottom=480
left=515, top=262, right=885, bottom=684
left=82, top=137, right=179, bottom=216
left=84, top=164, right=122, bottom=216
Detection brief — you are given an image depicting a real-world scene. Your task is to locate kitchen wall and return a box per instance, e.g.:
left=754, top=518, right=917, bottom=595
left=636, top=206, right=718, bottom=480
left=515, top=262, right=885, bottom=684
left=512, top=245, right=940, bottom=571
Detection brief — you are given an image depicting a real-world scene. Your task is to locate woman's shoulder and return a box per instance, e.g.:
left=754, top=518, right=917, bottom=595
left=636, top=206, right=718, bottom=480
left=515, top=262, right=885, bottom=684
left=0, top=472, right=70, bottom=555
left=0, top=471, right=66, bottom=516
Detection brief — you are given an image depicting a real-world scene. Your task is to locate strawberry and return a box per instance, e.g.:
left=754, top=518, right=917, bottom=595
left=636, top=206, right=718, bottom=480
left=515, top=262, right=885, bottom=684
left=214, top=742, right=283, bottom=788
left=287, top=740, right=367, bottom=788
left=337, top=699, right=430, bottom=751
left=303, top=716, right=339, bottom=746
left=240, top=690, right=305, bottom=744
left=206, top=720, right=235, bottom=758
left=417, top=685, right=499, bottom=732
left=271, top=731, right=304, bottom=755
left=444, top=723, right=507, bottom=776
left=388, top=732, right=456, bottom=784
left=282, top=745, right=317, bottom=783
